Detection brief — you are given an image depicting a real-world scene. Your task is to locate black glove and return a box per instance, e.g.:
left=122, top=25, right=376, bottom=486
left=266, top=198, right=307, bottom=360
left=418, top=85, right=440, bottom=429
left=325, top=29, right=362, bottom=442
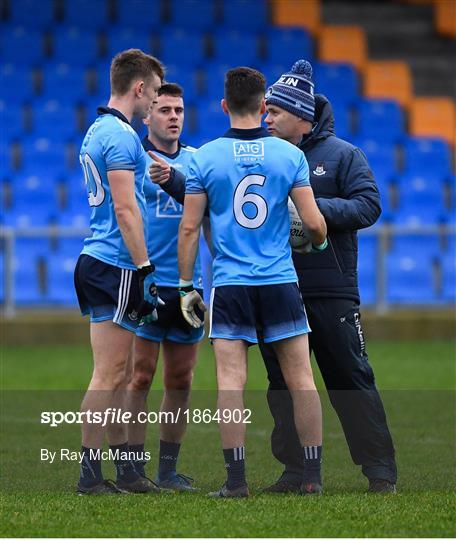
left=137, top=263, right=164, bottom=323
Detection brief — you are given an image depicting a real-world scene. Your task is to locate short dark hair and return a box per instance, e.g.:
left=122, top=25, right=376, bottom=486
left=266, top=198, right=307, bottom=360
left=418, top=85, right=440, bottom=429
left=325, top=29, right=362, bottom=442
left=110, top=48, right=165, bottom=96
left=224, top=67, right=266, bottom=115
left=158, top=83, right=184, bottom=98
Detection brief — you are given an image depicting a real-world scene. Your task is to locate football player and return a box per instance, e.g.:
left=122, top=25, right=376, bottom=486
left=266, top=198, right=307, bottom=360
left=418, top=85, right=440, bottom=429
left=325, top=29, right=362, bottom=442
left=177, top=67, right=327, bottom=497
left=126, top=83, right=204, bottom=491
left=74, top=49, right=164, bottom=495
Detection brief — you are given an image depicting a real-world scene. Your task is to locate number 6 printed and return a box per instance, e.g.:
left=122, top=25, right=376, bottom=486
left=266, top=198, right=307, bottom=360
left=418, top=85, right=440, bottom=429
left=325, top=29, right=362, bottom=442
left=233, top=174, right=268, bottom=229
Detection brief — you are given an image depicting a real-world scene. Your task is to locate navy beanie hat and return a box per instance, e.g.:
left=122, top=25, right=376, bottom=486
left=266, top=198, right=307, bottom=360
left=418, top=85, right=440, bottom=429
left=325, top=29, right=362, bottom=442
left=265, top=59, right=315, bottom=122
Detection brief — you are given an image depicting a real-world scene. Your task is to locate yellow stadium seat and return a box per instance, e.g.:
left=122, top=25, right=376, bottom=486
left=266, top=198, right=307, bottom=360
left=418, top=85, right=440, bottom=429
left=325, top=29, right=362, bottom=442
left=318, top=25, right=368, bottom=71
left=271, top=0, right=321, bottom=34
left=364, top=61, right=413, bottom=109
left=434, top=0, right=456, bottom=38
left=409, top=97, right=456, bottom=145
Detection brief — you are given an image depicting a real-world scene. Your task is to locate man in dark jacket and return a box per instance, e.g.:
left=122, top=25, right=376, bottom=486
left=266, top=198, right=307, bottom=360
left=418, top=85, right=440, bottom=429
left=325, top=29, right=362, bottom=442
left=148, top=60, right=397, bottom=493
left=262, top=60, right=397, bottom=493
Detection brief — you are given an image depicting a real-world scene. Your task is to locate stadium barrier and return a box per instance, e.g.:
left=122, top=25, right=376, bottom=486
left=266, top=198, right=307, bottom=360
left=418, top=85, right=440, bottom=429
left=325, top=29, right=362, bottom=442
left=0, top=224, right=454, bottom=318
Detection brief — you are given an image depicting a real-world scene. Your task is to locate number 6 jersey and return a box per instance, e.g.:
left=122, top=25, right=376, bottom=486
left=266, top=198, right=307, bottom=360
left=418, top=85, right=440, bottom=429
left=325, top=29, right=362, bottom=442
left=79, top=107, right=148, bottom=270
left=185, top=127, right=310, bottom=287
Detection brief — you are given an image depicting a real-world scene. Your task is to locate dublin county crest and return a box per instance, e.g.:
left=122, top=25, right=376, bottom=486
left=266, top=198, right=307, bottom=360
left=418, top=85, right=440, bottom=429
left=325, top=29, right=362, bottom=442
left=313, top=164, right=326, bottom=176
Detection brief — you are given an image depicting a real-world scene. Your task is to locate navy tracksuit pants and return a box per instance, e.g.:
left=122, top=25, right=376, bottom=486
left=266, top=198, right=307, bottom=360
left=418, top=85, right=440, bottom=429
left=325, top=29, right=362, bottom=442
left=260, top=297, right=397, bottom=484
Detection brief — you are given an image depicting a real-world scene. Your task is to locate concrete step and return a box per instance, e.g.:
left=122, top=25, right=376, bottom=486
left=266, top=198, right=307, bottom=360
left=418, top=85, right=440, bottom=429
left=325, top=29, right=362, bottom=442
left=322, top=0, right=455, bottom=98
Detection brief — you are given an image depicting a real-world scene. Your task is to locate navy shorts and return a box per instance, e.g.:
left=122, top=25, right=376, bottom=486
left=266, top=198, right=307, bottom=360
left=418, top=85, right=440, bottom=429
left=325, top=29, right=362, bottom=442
left=209, top=283, right=311, bottom=344
left=136, top=286, right=205, bottom=344
left=74, top=254, right=143, bottom=332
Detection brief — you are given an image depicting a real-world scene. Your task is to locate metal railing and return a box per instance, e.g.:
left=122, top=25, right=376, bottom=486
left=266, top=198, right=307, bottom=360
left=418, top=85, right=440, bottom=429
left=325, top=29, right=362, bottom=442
left=0, top=224, right=454, bottom=318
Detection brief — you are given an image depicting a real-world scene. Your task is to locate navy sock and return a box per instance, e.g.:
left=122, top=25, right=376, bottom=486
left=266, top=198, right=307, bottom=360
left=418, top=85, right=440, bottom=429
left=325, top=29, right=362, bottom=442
left=110, top=442, right=139, bottom=483
left=129, top=443, right=146, bottom=477
left=158, top=440, right=180, bottom=479
left=79, top=446, right=102, bottom=487
left=223, top=447, right=246, bottom=489
left=302, top=445, right=322, bottom=484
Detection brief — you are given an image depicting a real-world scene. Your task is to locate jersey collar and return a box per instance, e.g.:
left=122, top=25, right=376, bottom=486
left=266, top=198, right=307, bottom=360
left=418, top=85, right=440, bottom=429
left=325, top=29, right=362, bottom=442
left=141, top=136, right=184, bottom=160
left=97, top=106, right=131, bottom=125
left=222, top=127, right=271, bottom=139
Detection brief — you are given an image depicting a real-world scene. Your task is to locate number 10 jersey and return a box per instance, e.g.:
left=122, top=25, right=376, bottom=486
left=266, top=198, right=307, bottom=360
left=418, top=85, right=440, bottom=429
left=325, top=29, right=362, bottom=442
left=79, top=108, right=148, bottom=270
left=185, top=127, right=310, bottom=287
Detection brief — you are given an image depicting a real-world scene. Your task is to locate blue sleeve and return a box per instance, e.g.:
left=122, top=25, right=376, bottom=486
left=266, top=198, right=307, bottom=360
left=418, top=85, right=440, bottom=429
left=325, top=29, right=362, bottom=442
left=316, top=147, right=381, bottom=230
left=292, top=152, right=310, bottom=188
left=104, top=130, right=139, bottom=171
left=185, top=158, right=206, bottom=195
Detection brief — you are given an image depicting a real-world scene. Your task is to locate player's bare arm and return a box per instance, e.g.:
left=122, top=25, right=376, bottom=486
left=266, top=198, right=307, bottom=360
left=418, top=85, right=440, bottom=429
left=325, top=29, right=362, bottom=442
left=108, top=169, right=149, bottom=266
left=178, top=193, right=208, bottom=328
left=290, top=186, right=327, bottom=246
left=178, top=193, right=207, bottom=281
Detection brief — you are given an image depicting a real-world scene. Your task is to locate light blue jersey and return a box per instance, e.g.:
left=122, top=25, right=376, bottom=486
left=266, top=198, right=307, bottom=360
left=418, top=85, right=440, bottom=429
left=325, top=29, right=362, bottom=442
left=185, top=127, right=310, bottom=287
left=142, top=138, right=203, bottom=288
left=80, top=107, right=148, bottom=270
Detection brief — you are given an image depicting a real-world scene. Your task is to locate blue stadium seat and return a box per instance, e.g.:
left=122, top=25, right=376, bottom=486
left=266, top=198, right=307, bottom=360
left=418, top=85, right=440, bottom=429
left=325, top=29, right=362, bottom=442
left=168, top=0, right=217, bottom=30
left=65, top=170, right=89, bottom=213
left=393, top=206, right=444, bottom=226
left=256, top=62, right=289, bottom=87
left=0, top=64, right=36, bottom=103
left=331, top=102, right=352, bottom=140
left=9, top=172, right=60, bottom=223
left=46, top=253, right=79, bottom=305
left=1, top=26, right=44, bottom=65
left=57, top=237, right=86, bottom=260
left=389, top=233, right=441, bottom=259
left=203, top=62, right=231, bottom=98
left=30, top=99, right=80, bottom=139
left=106, top=28, right=153, bottom=60
left=41, top=63, right=88, bottom=103
left=14, top=236, right=53, bottom=261
left=394, top=173, right=445, bottom=224
left=52, top=26, right=100, bottom=65
left=3, top=208, right=54, bottom=228
left=162, top=64, right=201, bottom=104
left=1, top=100, right=25, bottom=142
left=211, top=30, right=259, bottom=67
left=57, top=210, right=90, bottom=228
left=356, top=99, right=404, bottom=143
left=351, top=137, right=397, bottom=182
left=313, top=62, right=358, bottom=107
left=159, top=28, right=206, bottom=67
left=402, top=136, right=452, bottom=178
left=14, top=254, right=46, bottom=305
left=358, top=234, right=378, bottom=304
left=441, top=253, right=455, bottom=302
left=114, top=0, right=162, bottom=29
left=194, top=99, right=230, bottom=140
left=386, top=253, right=437, bottom=304
left=83, top=94, right=112, bottom=130
left=20, top=136, right=69, bottom=176
left=221, top=0, right=269, bottom=30
left=265, top=28, right=313, bottom=67
left=63, top=0, right=110, bottom=29
left=10, top=0, right=55, bottom=27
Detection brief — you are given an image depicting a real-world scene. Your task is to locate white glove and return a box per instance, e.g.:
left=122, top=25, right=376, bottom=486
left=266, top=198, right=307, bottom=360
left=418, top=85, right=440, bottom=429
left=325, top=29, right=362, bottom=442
left=179, top=287, right=207, bottom=328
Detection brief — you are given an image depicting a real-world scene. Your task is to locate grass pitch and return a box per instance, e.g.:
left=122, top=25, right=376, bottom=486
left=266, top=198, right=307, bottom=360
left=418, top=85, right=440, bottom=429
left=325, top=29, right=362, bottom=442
left=1, top=339, right=455, bottom=537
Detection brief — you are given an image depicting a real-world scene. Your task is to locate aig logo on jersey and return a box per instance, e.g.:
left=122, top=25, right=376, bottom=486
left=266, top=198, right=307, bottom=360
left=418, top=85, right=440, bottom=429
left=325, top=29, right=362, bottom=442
left=233, top=141, right=264, bottom=161
left=156, top=191, right=183, bottom=218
